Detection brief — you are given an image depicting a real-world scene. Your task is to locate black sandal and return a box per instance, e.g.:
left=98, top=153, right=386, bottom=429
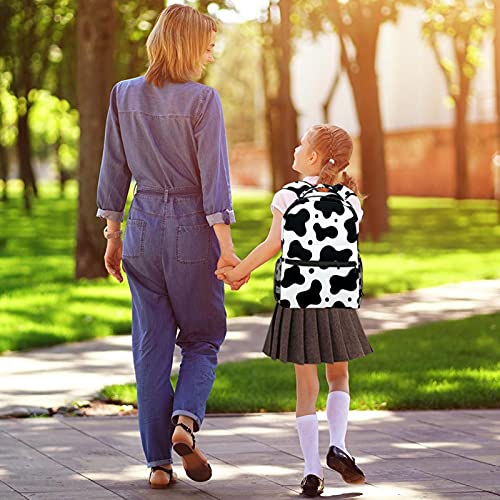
left=172, top=422, right=212, bottom=482
left=149, top=465, right=176, bottom=489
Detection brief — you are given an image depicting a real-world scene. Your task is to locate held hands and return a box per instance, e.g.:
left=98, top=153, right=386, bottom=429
left=216, top=253, right=250, bottom=291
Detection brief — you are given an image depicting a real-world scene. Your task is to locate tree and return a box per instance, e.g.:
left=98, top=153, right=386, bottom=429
left=494, top=0, right=500, bottom=221
left=301, top=0, right=417, bottom=240
left=494, top=0, right=500, bottom=150
left=261, top=0, right=299, bottom=191
left=75, top=0, right=117, bottom=279
left=0, top=0, right=75, bottom=211
left=422, top=0, right=493, bottom=199
left=116, top=0, right=165, bottom=81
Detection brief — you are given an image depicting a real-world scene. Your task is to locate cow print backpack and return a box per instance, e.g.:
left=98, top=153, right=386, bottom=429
left=274, top=180, right=363, bottom=309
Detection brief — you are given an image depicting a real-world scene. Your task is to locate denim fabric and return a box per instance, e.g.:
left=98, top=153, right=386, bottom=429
left=95, top=76, right=233, bottom=467
left=96, top=76, right=235, bottom=226
left=122, top=186, right=226, bottom=467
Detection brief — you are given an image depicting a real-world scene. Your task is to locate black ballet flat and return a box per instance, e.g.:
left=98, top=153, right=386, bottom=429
left=300, top=474, right=325, bottom=497
left=326, top=445, right=365, bottom=484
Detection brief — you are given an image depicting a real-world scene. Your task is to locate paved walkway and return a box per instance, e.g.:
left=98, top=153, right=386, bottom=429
left=1, top=280, right=499, bottom=498
left=1, top=280, right=499, bottom=413
left=0, top=410, right=499, bottom=499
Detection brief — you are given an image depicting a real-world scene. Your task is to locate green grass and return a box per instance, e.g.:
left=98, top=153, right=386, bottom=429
left=99, top=313, right=500, bottom=411
left=0, top=180, right=499, bottom=353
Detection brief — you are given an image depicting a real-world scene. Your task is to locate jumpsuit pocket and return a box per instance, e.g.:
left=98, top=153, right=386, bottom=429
left=123, top=219, right=146, bottom=258
left=176, top=224, right=210, bottom=264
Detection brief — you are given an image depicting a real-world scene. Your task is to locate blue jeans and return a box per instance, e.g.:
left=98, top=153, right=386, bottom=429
left=122, top=186, right=226, bottom=467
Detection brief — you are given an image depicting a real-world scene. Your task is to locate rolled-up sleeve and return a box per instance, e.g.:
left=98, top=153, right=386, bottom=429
left=96, top=83, right=132, bottom=222
left=194, top=87, right=235, bottom=226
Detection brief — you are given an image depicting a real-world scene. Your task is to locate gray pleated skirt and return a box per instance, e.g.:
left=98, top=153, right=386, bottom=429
left=263, top=304, right=373, bottom=364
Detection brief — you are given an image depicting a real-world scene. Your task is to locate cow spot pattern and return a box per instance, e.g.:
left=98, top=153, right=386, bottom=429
left=319, top=246, right=353, bottom=263
left=277, top=181, right=363, bottom=309
left=314, top=198, right=345, bottom=218
left=330, top=267, right=359, bottom=294
left=296, top=280, right=323, bottom=308
left=284, top=208, right=310, bottom=237
left=281, top=265, right=306, bottom=288
left=288, top=240, right=313, bottom=261
left=313, top=223, right=338, bottom=241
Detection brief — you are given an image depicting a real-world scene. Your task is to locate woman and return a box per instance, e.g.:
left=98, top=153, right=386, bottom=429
left=96, top=4, right=247, bottom=489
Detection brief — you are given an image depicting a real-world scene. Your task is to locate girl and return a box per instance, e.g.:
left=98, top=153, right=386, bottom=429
left=216, top=124, right=373, bottom=497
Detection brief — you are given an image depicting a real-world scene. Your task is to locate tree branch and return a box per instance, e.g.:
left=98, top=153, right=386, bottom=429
left=322, top=51, right=344, bottom=122
left=429, top=34, right=455, bottom=95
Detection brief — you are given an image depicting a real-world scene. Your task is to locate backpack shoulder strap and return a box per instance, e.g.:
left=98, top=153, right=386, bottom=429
left=332, top=184, right=356, bottom=202
left=280, top=181, right=314, bottom=219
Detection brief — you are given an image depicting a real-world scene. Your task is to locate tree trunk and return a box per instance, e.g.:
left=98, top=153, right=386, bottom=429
left=454, top=42, right=470, bottom=200
left=453, top=94, right=468, bottom=199
left=17, top=108, right=38, bottom=212
left=149, top=0, right=165, bottom=11
left=75, top=0, right=116, bottom=280
left=260, top=39, right=282, bottom=192
left=494, top=0, right=500, bottom=221
left=0, top=143, right=8, bottom=202
left=495, top=0, right=500, bottom=147
left=342, top=31, right=388, bottom=241
left=274, top=0, right=298, bottom=190
left=261, top=1, right=298, bottom=192
left=322, top=55, right=343, bottom=123
left=55, top=139, right=69, bottom=198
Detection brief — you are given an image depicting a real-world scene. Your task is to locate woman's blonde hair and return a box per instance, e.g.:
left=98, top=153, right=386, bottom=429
left=308, top=124, right=364, bottom=198
left=145, top=4, right=217, bottom=86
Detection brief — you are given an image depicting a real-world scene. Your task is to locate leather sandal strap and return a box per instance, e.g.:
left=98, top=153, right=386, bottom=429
left=150, top=466, right=173, bottom=480
left=175, top=422, right=196, bottom=450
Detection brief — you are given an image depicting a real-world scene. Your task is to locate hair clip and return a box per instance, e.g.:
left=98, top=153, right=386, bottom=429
left=328, top=158, right=336, bottom=165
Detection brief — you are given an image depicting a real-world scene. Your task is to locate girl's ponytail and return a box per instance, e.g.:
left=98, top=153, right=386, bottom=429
left=308, top=124, right=364, bottom=199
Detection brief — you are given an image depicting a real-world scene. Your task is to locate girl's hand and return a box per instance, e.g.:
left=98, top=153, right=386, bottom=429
left=216, top=253, right=250, bottom=290
left=215, top=265, right=250, bottom=291
left=223, top=268, right=239, bottom=283
left=215, top=265, right=233, bottom=280
left=104, top=239, right=124, bottom=283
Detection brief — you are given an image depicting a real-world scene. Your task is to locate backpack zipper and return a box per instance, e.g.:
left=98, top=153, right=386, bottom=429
left=284, top=259, right=357, bottom=268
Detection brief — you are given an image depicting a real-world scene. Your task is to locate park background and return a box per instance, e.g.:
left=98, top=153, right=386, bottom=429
left=0, top=0, right=499, bottom=413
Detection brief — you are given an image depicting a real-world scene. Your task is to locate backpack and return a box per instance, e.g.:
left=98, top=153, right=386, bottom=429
left=273, top=181, right=363, bottom=309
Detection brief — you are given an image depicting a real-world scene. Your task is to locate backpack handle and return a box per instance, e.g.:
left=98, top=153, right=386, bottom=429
left=298, top=183, right=358, bottom=221
left=299, top=183, right=342, bottom=198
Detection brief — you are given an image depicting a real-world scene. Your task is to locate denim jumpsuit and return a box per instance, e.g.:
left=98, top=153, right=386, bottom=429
left=96, top=76, right=235, bottom=467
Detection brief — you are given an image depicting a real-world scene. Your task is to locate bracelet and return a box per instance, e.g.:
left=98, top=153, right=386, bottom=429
left=103, top=226, right=123, bottom=240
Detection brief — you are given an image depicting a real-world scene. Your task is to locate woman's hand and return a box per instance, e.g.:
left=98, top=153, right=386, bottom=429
left=104, top=239, right=124, bottom=283
left=216, top=253, right=250, bottom=290
left=215, top=265, right=239, bottom=283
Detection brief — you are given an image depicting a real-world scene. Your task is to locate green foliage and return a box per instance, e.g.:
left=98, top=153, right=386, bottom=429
left=100, top=313, right=500, bottom=411
left=0, top=71, right=17, bottom=147
left=296, top=0, right=412, bottom=40
left=0, top=0, right=76, bottom=95
left=422, top=0, right=493, bottom=100
left=116, top=0, right=165, bottom=80
left=28, top=90, right=79, bottom=170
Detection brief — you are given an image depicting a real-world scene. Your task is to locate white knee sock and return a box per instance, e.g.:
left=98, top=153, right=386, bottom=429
left=296, top=414, right=323, bottom=479
left=326, top=391, right=350, bottom=454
